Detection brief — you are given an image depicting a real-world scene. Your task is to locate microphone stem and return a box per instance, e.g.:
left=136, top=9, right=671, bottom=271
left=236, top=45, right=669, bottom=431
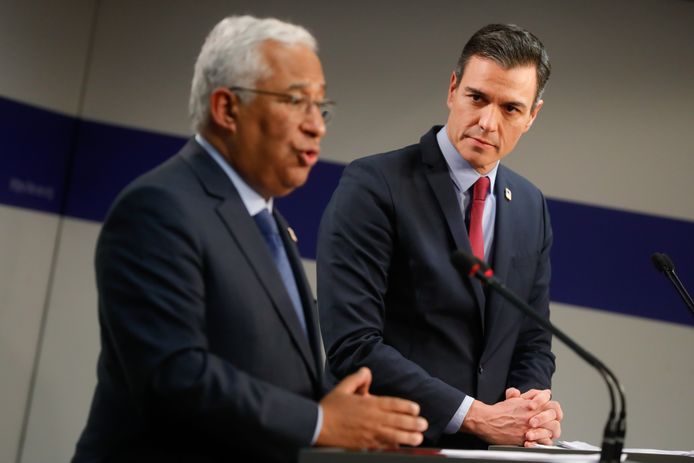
left=666, top=271, right=694, bottom=316
left=479, top=271, right=626, bottom=463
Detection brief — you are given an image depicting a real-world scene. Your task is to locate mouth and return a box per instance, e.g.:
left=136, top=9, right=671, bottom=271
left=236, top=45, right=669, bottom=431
left=298, top=148, right=320, bottom=167
left=467, top=136, right=496, bottom=148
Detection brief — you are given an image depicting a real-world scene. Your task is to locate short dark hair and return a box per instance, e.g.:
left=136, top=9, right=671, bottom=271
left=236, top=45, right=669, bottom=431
left=454, top=24, right=551, bottom=107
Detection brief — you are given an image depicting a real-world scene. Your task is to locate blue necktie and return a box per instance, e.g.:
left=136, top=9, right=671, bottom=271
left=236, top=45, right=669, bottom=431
left=253, top=209, right=307, bottom=336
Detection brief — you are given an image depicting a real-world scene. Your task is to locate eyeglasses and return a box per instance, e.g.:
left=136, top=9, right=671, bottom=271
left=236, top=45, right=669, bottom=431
left=228, top=86, right=336, bottom=123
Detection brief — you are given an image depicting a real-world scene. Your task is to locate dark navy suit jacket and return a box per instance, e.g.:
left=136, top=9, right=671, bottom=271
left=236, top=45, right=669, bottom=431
left=73, top=139, right=323, bottom=462
left=318, top=127, right=555, bottom=448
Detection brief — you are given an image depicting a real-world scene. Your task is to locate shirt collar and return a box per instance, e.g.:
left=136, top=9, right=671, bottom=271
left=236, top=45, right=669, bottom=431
left=436, top=125, right=498, bottom=195
left=195, top=134, right=273, bottom=216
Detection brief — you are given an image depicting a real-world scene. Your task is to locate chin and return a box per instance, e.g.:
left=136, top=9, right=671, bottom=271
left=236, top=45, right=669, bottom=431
left=273, top=180, right=308, bottom=198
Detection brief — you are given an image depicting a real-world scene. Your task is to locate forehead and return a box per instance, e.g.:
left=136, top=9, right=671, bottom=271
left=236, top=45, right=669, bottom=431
left=258, top=40, right=325, bottom=92
left=461, top=55, right=537, bottom=104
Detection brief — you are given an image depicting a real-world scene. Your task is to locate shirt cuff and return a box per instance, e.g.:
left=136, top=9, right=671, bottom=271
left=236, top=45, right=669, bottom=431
left=311, top=404, right=323, bottom=445
left=443, top=395, right=475, bottom=434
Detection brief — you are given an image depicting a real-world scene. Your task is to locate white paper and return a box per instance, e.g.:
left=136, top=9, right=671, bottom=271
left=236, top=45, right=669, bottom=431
left=440, top=449, right=626, bottom=462
left=551, top=440, right=694, bottom=456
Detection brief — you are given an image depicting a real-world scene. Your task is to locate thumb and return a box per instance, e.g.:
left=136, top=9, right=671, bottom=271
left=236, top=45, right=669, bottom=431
left=334, top=367, right=372, bottom=395
left=505, top=387, right=521, bottom=400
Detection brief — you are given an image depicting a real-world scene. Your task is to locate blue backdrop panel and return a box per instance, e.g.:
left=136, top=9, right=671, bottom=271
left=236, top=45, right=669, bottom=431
left=0, top=97, right=76, bottom=214
left=64, top=120, right=185, bottom=222
left=2, top=96, right=692, bottom=326
left=549, top=199, right=693, bottom=326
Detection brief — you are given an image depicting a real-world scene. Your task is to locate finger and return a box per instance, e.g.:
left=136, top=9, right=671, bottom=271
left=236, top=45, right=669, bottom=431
left=520, top=388, right=546, bottom=400
left=550, top=401, right=564, bottom=422
left=531, top=437, right=554, bottom=446
left=525, top=437, right=553, bottom=447
left=528, top=389, right=551, bottom=410
left=374, top=427, right=424, bottom=448
left=505, top=387, right=521, bottom=399
left=355, top=368, right=372, bottom=396
left=544, top=420, right=561, bottom=440
left=379, top=412, right=429, bottom=432
left=526, top=420, right=561, bottom=442
left=334, top=367, right=372, bottom=394
left=525, top=426, right=553, bottom=442
left=529, top=408, right=557, bottom=427
left=535, top=400, right=563, bottom=422
left=375, top=396, right=421, bottom=416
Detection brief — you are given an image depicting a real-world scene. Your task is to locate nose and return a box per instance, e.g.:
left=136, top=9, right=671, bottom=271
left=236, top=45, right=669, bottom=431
left=478, top=104, right=500, bottom=132
left=301, top=104, right=327, bottom=138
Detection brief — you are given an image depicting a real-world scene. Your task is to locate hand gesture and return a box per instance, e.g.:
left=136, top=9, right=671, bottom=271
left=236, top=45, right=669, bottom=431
left=316, top=367, right=427, bottom=449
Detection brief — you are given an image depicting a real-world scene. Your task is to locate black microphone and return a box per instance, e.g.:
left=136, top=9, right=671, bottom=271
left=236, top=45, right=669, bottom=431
left=651, top=252, right=694, bottom=317
left=451, top=250, right=626, bottom=463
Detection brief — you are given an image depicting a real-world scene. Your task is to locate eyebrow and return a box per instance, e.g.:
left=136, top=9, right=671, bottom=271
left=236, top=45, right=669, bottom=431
left=464, top=86, right=528, bottom=110
left=286, top=82, right=327, bottom=92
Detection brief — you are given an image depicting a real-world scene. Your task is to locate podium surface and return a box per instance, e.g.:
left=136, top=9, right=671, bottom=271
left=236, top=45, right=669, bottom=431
left=300, top=447, right=692, bottom=463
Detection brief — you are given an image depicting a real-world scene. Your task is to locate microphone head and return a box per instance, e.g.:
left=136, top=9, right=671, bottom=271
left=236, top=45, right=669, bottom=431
left=651, top=252, right=675, bottom=273
left=451, top=249, right=483, bottom=276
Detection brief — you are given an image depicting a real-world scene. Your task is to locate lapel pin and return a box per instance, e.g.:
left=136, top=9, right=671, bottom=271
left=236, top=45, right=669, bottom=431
left=287, top=226, right=298, bottom=243
left=504, top=187, right=512, bottom=201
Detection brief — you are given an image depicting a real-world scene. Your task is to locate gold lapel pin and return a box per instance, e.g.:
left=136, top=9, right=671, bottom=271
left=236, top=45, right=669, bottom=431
left=504, top=187, right=512, bottom=201
left=287, top=226, right=298, bottom=243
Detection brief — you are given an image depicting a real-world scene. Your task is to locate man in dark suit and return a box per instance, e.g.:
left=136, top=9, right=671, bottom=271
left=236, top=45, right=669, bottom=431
left=72, top=15, right=426, bottom=463
left=318, top=24, right=563, bottom=450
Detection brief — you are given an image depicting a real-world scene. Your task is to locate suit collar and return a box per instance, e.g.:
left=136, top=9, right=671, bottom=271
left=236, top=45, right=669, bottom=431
left=194, top=134, right=273, bottom=215
left=420, top=127, right=487, bottom=329
left=180, top=139, right=320, bottom=381
left=435, top=125, right=499, bottom=195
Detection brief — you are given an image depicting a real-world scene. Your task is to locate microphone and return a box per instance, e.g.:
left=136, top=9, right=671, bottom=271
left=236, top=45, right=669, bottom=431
left=651, top=252, right=694, bottom=317
left=451, top=250, right=626, bottom=463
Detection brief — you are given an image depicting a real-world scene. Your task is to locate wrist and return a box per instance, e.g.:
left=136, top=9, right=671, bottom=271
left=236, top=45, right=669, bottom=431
left=460, top=399, right=489, bottom=435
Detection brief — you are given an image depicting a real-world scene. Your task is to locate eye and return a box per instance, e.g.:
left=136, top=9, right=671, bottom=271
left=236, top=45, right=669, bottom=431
left=469, top=94, right=482, bottom=102
left=286, top=94, right=305, bottom=106
left=505, top=104, right=520, bottom=114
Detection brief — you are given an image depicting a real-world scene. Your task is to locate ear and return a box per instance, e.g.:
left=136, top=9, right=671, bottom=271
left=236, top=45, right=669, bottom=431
left=209, top=87, right=238, bottom=132
left=446, top=71, right=459, bottom=110
left=523, top=99, right=544, bottom=133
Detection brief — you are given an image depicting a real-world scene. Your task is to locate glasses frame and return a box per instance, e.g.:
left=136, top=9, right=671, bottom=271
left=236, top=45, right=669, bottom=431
left=228, top=86, right=336, bottom=123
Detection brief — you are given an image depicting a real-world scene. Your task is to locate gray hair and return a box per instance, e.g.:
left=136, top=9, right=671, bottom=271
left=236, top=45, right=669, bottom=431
left=189, top=15, right=317, bottom=132
left=454, top=24, right=551, bottom=108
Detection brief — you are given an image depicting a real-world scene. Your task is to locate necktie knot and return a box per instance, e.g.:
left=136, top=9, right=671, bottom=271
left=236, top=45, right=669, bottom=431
left=254, top=208, right=279, bottom=237
left=473, top=176, right=490, bottom=203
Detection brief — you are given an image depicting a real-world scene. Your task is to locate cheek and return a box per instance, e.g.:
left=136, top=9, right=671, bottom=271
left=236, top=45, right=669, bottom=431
left=501, top=120, right=525, bottom=141
left=450, top=106, right=477, bottom=129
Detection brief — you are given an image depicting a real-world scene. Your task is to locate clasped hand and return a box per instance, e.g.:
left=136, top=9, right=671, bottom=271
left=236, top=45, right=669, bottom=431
left=462, top=387, right=563, bottom=447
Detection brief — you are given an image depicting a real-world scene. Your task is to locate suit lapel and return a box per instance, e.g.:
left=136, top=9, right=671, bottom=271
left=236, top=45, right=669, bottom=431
left=482, top=166, right=516, bottom=357
left=275, top=212, right=324, bottom=378
left=420, top=128, right=486, bottom=328
left=180, top=141, right=318, bottom=382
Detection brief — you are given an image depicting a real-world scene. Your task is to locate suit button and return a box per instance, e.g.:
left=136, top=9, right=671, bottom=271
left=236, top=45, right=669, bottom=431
left=478, top=365, right=484, bottom=374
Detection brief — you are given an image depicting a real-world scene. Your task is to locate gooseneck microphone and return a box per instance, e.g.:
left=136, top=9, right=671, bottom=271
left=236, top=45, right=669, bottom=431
left=451, top=250, right=626, bottom=463
left=651, top=252, right=694, bottom=317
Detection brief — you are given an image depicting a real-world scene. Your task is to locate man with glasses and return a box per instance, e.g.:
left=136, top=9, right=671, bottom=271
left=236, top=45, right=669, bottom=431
left=318, top=24, right=563, bottom=450
left=73, top=15, right=425, bottom=463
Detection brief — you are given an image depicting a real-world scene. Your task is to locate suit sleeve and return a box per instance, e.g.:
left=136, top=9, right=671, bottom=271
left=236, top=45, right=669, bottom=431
left=96, top=184, right=318, bottom=453
left=506, top=193, right=556, bottom=391
left=318, top=160, right=466, bottom=441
